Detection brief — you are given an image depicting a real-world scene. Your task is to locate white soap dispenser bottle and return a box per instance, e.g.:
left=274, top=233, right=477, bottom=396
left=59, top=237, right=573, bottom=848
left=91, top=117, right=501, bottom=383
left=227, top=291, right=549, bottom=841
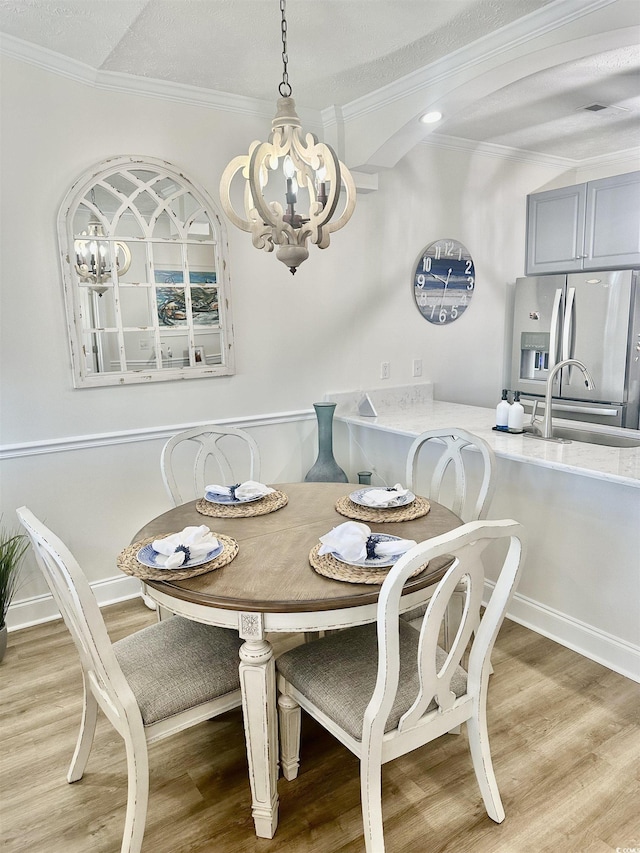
left=496, top=389, right=510, bottom=431
left=508, top=391, right=524, bottom=433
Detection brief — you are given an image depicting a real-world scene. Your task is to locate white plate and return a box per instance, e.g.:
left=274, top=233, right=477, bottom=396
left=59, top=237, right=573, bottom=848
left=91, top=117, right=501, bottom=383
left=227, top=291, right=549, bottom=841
left=204, top=491, right=264, bottom=505
left=349, top=487, right=415, bottom=508
left=136, top=541, right=223, bottom=570
left=331, top=534, right=406, bottom=569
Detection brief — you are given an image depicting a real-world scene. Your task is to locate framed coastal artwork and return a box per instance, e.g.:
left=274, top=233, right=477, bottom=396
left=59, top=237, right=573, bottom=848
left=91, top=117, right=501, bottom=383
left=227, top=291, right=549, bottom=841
left=154, top=268, right=219, bottom=328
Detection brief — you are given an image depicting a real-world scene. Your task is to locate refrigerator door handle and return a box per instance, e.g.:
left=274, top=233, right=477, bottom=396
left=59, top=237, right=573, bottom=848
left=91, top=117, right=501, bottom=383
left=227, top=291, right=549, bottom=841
left=527, top=402, right=620, bottom=418
left=549, top=288, right=563, bottom=372
left=562, top=286, right=576, bottom=362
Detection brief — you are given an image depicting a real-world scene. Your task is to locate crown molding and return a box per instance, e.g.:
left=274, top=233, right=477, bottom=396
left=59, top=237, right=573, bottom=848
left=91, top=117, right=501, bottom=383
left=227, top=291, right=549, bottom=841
left=0, top=32, right=323, bottom=130
left=2, top=0, right=617, bottom=130
left=94, top=68, right=275, bottom=118
left=0, top=30, right=95, bottom=84
left=420, top=133, right=578, bottom=168
left=420, top=134, right=640, bottom=171
left=0, top=0, right=630, bottom=167
left=338, top=0, right=618, bottom=122
left=572, top=147, right=640, bottom=171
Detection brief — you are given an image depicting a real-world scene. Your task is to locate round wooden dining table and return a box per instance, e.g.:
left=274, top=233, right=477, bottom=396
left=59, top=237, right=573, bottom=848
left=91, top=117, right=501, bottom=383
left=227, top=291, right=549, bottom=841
left=131, top=482, right=462, bottom=840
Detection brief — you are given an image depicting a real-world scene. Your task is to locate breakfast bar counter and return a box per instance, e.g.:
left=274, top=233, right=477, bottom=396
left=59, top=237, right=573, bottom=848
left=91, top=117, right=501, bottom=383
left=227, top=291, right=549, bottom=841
left=337, top=395, right=640, bottom=487
left=329, top=385, right=640, bottom=682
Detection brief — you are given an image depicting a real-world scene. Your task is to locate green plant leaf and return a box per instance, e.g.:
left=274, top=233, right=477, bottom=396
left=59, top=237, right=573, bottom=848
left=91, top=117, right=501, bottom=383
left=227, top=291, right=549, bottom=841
left=0, top=524, right=29, bottom=627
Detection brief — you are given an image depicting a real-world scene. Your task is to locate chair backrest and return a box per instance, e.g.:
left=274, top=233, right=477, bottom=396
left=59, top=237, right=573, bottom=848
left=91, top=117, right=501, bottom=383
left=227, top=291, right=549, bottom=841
left=363, top=519, right=524, bottom=744
left=405, top=428, right=496, bottom=521
left=16, top=507, right=138, bottom=734
left=161, top=424, right=261, bottom=506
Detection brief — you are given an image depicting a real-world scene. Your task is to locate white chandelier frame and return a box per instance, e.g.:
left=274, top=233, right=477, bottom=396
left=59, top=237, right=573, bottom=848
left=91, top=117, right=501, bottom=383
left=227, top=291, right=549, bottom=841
left=219, top=0, right=356, bottom=274
left=220, top=97, right=356, bottom=274
left=74, top=208, right=132, bottom=295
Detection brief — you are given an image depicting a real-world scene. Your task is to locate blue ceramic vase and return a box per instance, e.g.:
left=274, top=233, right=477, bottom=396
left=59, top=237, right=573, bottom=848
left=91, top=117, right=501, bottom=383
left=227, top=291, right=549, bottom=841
left=304, top=402, right=348, bottom=483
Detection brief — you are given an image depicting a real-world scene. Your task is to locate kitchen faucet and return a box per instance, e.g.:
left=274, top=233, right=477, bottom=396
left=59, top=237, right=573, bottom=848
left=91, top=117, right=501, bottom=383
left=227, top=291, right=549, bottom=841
left=539, top=359, right=595, bottom=439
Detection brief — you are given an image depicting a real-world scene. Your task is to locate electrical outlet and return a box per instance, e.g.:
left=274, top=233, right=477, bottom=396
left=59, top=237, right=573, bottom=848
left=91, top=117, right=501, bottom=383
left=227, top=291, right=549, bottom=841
left=380, top=361, right=390, bottom=380
left=412, top=358, right=422, bottom=377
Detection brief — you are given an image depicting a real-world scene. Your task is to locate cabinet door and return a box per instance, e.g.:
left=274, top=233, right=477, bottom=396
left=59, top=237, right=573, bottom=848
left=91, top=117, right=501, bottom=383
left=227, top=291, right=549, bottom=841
left=584, top=171, right=640, bottom=269
left=525, top=184, right=586, bottom=275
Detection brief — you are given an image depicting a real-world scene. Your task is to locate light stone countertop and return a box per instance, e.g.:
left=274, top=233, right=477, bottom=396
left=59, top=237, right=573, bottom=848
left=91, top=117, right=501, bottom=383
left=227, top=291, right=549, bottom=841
left=330, top=386, right=640, bottom=488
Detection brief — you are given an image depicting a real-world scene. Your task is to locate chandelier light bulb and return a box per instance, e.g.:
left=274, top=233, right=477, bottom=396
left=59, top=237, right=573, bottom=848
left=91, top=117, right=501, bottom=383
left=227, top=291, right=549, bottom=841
left=283, top=155, right=295, bottom=179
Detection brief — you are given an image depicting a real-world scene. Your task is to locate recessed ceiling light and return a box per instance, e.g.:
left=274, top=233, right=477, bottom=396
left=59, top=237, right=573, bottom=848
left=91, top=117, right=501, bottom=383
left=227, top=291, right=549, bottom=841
left=420, top=111, right=442, bottom=125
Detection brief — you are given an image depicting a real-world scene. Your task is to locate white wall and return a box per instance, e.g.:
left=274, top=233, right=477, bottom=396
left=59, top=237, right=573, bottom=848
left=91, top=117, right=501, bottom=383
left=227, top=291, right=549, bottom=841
left=0, top=54, right=576, bottom=622
left=361, top=143, right=575, bottom=406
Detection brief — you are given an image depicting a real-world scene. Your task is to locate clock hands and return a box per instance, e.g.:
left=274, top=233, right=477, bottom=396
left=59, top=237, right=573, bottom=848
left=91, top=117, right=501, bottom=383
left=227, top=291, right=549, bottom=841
left=432, top=268, right=452, bottom=287
left=439, top=268, right=452, bottom=315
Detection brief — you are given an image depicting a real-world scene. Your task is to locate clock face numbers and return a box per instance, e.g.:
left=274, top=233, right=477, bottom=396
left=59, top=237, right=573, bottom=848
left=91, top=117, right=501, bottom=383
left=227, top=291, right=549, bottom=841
left=412, top=239, right=475, bottom=325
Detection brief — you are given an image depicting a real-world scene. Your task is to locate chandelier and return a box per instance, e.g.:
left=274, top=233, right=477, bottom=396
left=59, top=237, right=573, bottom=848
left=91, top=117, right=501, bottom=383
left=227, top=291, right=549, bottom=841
left=74, top=198, right=131, bottom=295
left=219, top=0, right=356, bottom=275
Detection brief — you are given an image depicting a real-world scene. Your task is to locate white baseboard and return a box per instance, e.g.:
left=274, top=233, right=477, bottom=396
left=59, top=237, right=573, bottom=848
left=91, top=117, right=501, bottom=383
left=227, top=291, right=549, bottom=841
left=486, top=580, right=640, bottom=684
left=6, top=574, right=142, bottom=631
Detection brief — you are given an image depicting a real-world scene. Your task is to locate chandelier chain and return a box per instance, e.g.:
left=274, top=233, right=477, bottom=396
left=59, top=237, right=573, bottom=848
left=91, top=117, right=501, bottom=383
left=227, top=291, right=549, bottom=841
left=279, top=0, right=292, bottom=97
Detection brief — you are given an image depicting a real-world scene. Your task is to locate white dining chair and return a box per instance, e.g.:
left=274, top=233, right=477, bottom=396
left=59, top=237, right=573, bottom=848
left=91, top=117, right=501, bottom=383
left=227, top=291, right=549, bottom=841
left=405, top=427, right=496, bottom=522
left=148, top=423, right=261, bottom=612
left=17, top=506, right=244, bottom=853
left=403, top=427, right=497, bottom=640
left=161, top=424, right=261, bottom=507
left=276, top=519, right=525, bottom=853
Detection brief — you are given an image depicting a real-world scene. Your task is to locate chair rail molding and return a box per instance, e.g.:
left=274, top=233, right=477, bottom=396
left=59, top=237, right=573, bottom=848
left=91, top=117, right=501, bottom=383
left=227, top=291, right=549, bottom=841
left=0, top=410, right=315, bottom=460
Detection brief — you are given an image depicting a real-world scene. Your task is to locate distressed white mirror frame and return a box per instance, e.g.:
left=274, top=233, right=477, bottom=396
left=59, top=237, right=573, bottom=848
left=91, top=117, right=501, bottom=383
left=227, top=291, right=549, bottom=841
left=57, top=155, right=234, bottom=387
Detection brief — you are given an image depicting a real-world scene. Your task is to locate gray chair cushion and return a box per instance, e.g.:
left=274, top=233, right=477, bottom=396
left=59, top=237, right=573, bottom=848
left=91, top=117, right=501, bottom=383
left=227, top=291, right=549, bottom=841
left=277, top=620, right=467, bottom=741
left=401, top=603, right=427, bottom=623
left=114, top=617, right=242, bottom=725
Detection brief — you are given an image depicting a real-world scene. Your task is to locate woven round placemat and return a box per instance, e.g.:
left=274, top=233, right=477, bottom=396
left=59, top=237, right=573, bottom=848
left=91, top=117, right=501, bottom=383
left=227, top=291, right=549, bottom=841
left=117, top=534, right=238, bottom=582
left=309, top=544, right=429, bottom=586
left=195, top=490, right=288, bottom=518
left=335, top=494, right=431, bottom=523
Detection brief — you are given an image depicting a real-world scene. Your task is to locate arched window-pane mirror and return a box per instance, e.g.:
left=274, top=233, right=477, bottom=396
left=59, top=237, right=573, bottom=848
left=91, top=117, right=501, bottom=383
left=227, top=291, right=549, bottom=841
left=58, top=155, right=234, bottom=387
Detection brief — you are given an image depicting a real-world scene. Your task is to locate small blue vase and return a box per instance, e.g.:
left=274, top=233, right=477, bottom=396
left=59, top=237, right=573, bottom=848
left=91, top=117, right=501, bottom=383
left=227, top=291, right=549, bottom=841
left=304, top=402, right=348, bottom=483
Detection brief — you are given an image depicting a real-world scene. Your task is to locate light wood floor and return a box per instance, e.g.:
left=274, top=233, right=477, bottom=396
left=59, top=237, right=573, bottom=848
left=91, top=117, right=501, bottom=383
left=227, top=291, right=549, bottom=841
left=1, top=600, right=638, bottom=853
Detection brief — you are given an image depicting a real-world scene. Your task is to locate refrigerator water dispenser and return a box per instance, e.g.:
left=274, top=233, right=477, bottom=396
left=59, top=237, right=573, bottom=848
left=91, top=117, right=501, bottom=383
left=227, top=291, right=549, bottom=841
left=519, top=332, right=550, bottom=381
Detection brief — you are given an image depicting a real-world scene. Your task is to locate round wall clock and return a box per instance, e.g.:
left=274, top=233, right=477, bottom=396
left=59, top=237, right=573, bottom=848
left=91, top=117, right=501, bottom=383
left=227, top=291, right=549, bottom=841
left=412, top=238, right=475, bottom=324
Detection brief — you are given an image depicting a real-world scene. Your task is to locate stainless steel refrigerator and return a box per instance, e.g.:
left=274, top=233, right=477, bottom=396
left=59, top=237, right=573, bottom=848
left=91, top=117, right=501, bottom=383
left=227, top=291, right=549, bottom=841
left=510, top=270, right=640, bottom=428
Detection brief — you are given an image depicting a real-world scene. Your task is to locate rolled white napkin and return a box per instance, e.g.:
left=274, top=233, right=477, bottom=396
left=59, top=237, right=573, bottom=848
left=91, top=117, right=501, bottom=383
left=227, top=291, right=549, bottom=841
left=360, top=484, right=410, bottom=507
left=318, top=521, right=417, bottom=563
left=152, top=525, right=219, bottom=569
left=205, top=480, right=275, bottom=501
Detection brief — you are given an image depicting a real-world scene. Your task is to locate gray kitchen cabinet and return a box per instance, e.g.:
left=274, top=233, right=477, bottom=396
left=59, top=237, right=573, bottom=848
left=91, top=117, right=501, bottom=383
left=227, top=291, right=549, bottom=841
left=526, top=170, right=640, bottom=274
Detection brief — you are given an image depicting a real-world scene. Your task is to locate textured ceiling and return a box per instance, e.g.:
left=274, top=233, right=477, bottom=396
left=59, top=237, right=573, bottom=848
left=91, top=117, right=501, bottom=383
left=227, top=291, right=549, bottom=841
left=442, top=44, right=640, bottom=160
left=0, top=0, right=555, bottom=106
left=0, top=0, right=639, bottom=163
